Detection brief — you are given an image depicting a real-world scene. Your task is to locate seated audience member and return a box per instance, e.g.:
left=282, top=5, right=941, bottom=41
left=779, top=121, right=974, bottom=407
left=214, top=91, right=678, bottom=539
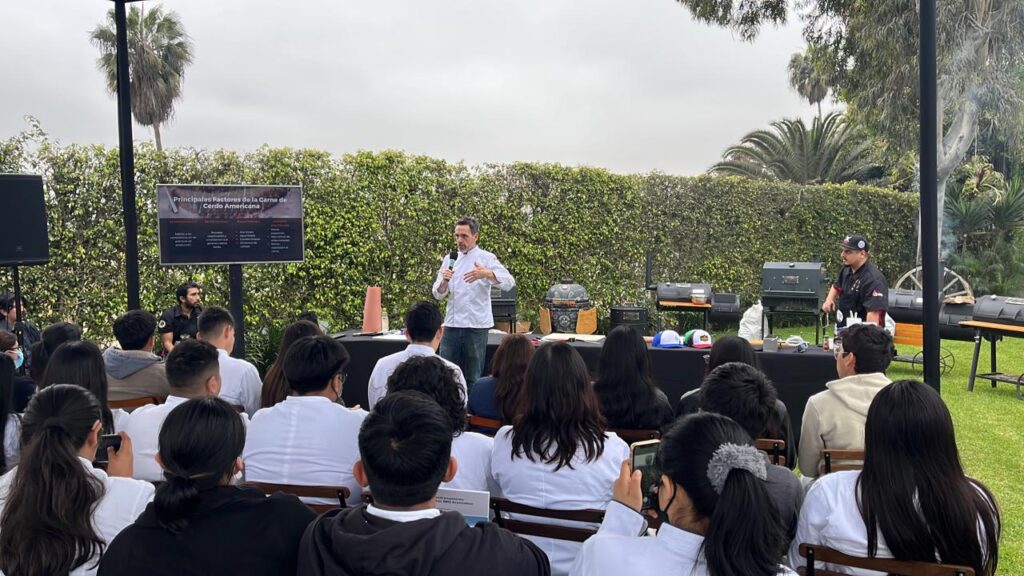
left=0, top=293, right=40, bottom=368
left=28, top=320, right=82, bottom=389
left=468, top=333, right=534, bottom=423
left=367, top=300, right=466, bottom=409
left=0, top=356, right=19, bottom=471
left=799, top=323, right=893, bottom=478
left=104, top=310, right=170, bottom=401
left=0, top=331, right=34, bottom=413
left=594, top=326, right=673, bottom=430
left=99, top=397, right=315, bottom=576
left=387, top=355, right=496, bottom=493
left=260, top=320, right=323, bottom=408
left=570, top=412, right=794, bottom=576
left=197, top=306, right=262, bottom=415
left=0, top=384, right=153, bottom=576
left=41, top=340, right=123, bottom=433
left=122, top=339, right=223, bottom=482
left=491, top=342, right=629, bottom=575
left=791, top=380, right=1000, bottom=575
left=676, top=335, right=796, bottom=468
left=244, top=335, right=364, bottom=505
left=297, top=391, right=550, bottom=576
left=698, top=362, right=803, bottom=542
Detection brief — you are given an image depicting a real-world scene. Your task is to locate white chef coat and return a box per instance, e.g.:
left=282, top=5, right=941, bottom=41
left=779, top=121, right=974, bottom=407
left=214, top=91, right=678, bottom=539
left=243, top=395, right=366, bottom=506
left=443, top=430, right=498, bottom=494
left=0, top=457, right=154, bottom=576
left=217, top=349, right=263, bottom=416
left=431, top=246, right=515, bottom=329
left=491, top=425, right=629, bottom=576
left=366, top=344, right=467, bottom=410
left=571, top=501, right=798, bottom=576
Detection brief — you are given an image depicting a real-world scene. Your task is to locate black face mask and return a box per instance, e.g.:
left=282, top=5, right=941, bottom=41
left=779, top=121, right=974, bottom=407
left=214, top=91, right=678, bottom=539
left=653, top=478, right=677, bottom=526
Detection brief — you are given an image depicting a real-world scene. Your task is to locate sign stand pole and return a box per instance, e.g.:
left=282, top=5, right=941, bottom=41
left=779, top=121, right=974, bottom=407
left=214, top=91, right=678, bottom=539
left=229, top=264, right=245, bottom=358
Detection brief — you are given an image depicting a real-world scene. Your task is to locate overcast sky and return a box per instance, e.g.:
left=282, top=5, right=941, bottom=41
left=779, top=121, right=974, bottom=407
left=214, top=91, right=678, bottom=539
left=1, top=0, right=835, bottom=175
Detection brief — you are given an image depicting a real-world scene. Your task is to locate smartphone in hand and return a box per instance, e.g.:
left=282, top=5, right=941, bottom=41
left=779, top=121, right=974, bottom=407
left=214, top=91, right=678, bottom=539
left=629, top=439, right=661, bottom=510
left=94, top=434, right=123, bottom=463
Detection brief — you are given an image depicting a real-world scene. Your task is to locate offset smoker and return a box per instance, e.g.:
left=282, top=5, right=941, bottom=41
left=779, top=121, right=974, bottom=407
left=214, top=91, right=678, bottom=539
left=761, top=262, right=830, bottom=345
left=887, top=289, right=974, bottom=341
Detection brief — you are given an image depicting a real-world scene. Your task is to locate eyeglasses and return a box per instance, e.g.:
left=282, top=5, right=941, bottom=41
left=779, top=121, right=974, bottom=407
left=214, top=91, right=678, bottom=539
left=832, top=339, right=845, bottom=358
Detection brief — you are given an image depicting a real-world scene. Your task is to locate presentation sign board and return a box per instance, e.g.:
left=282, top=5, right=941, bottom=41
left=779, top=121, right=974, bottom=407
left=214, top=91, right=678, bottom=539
left=157, top=184, right=304, bottom=265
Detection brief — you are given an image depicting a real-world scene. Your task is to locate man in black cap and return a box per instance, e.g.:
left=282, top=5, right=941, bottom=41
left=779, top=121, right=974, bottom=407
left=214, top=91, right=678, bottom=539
left=822, top=234, right=888, bottom=327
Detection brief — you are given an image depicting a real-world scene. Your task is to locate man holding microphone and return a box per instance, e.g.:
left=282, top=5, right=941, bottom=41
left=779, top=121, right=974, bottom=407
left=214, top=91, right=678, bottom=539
left=432, top=216, right=515, bottom=386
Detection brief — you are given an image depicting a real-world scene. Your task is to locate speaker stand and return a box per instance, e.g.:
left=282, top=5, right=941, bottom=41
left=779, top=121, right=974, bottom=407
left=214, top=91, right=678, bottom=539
left=10, top=265, right=27, bottom=376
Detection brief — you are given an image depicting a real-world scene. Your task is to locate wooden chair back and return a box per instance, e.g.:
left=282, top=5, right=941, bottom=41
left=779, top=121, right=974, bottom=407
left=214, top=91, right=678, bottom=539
left=609, top=428, right=661, bottom=444
left=248, top=482, right=350, bottom=514
left=754, top=438, right=787, bottom=466
left=893, top=323, right=925, bottom=348
left=467, top=414, right=502, bottom=435
left=797, top=543, right=975, bottom=575
left=108, top=396, right=162, bottom=410
left=820, top=449, right=866, bottom=475
left=490, top=497, right=605, bottom=542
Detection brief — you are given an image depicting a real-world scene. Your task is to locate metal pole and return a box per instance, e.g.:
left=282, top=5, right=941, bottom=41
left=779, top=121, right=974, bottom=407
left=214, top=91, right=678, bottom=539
left=919, top=0, right=940, bottom=390
left=229, top=264, right=246, bottom=358
left=114, top=0, right=141, bottom=310
left=11, top=266, right=26, bottom=376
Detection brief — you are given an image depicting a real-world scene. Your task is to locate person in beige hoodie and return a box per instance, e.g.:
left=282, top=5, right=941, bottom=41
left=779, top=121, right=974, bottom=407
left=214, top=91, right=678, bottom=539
left=104, top=310, right=170, bottom=401
left=798, top=323, right=893, bottom=478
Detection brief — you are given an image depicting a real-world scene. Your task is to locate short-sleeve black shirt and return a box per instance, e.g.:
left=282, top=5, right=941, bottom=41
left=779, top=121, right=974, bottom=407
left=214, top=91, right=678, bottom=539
left=833, top=260, right=888, bottom=326
left=158, top=304, right=202, bottom=344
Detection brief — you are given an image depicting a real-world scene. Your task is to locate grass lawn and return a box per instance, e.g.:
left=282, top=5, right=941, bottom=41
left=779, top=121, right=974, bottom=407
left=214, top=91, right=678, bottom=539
left=771, top=324, right=1023, bottom=572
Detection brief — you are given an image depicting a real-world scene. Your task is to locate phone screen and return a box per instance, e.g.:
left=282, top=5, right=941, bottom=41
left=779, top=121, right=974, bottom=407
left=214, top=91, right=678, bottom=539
left=630, top=440, right=661, bottom=510
left=94, top=434, right=123, bottom=463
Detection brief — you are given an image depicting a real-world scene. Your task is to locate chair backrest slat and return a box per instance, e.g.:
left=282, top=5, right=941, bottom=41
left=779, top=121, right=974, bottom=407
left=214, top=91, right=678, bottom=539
left=247, top=481, right=350, bottom=513
left=608, top=428, right=661, bottom=444
left=820, top=448, right=865, bottom=475
left=490, top=497, right=605, bottom=542
left=799, top=544, right=974, bottom=576
left=754, top=438, right=786, bottom=466
left=108, top=396, right=162, bottom=410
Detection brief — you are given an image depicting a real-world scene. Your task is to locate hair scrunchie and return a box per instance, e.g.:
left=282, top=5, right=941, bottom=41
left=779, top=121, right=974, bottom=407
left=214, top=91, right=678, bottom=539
left=42, top=417, right=65, bottom=431
left=706, top=443, right=767, bottom=495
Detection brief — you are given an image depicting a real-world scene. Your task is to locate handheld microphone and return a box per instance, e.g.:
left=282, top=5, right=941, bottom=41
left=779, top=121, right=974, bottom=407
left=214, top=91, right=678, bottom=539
left=447, top=250, right=458, bottom=271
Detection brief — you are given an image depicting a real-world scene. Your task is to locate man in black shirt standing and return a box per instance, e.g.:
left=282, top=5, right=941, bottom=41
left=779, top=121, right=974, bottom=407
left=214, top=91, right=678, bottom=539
left=822, top=234, right=888, bottom=327
left=159, top=281, right=203, bottom=352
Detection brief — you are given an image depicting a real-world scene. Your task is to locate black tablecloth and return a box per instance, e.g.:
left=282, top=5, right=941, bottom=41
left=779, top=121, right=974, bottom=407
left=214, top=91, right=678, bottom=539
left=334, top=333, right=837, bottom=447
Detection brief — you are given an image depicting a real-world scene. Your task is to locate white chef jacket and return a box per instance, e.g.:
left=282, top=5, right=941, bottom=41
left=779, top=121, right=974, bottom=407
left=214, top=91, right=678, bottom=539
left=790, top=470, right=994, bottom=575
left=571, top=501, right=798, bottom=576
left=0, top=457, right=154, bottom=576
left=243, top=395, right=366, bottom=506
left=123, top=395, right=249, bottom=482
left=431, top=246, right=515, bottom=329
left=366, top=344, right=467, bottom=410
left=491, top=425, right=629, bottom=576
left=217, top=349, right=263, bottom=416
left=443, top=430, right=498, bottom=494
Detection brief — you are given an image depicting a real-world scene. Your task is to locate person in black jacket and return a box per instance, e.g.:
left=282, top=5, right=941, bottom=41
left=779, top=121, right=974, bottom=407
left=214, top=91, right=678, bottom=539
left=593, top=326, right=673, bottom=430
left=298, top=390, right=550, bottom=576
left=99, top=397, right=315, bottom=576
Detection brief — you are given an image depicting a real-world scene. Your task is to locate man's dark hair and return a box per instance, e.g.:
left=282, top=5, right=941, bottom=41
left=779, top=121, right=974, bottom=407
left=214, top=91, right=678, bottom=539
left=455, top=216, right=479, bottom=235
left=165, top=339, right=220, bottom=391
left=283, top=335, right=350, bottom=394
left=387, top=355, right=466, bottom=435
left=296, top=311, right=318, bottom=324
left=176, top=281, right=200, bottom=304
left=197, top=306, right=233, bottom=338
left=112, top=310, right=157, bottom=351
left=404, top=301, right=443, bottom=343
left=0, top=293, right=27, bottom=312
left=839, top=323, right=893, bottom=374
left=699, top=362, right=778, bottom=439
left=358, top=391, right=453, bottom=507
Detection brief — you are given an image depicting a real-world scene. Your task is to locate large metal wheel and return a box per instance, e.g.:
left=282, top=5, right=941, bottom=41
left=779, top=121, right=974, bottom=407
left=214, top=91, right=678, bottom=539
left=895, top=266, right=973, bottom=300
left=910, top=347, right=956, bottom=375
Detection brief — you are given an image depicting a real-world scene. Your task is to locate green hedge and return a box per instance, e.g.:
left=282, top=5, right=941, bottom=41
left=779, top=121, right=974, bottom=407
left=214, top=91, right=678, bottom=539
left=0, top=128, right=918, bottom=368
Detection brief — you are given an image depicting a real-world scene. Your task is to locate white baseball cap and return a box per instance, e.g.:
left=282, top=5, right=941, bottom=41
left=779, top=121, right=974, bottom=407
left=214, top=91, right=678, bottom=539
left=653, top=330, right=684, bottom=348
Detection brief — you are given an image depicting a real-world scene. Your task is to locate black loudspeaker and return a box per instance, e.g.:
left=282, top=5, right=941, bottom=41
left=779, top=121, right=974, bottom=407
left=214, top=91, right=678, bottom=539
left=0, top=174, right=49, bottom=265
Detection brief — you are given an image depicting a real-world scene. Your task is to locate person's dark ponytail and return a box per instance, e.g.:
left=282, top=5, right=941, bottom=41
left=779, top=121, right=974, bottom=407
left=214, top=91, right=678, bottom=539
left=0, top=384, right=105, bottom=576
left=704, top=469, right=784, bottom=575
left=154, top=397, right=245, bottom=533
left=658, top=412, right=785, bottom=576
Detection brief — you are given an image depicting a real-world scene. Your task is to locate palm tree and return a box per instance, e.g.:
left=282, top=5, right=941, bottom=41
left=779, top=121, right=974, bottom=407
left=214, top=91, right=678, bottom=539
left=91, top=4, right=194, bottom=151
left=787, top=49, right=829, bottom=118
left=711, top=112, right=878, bottom=184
